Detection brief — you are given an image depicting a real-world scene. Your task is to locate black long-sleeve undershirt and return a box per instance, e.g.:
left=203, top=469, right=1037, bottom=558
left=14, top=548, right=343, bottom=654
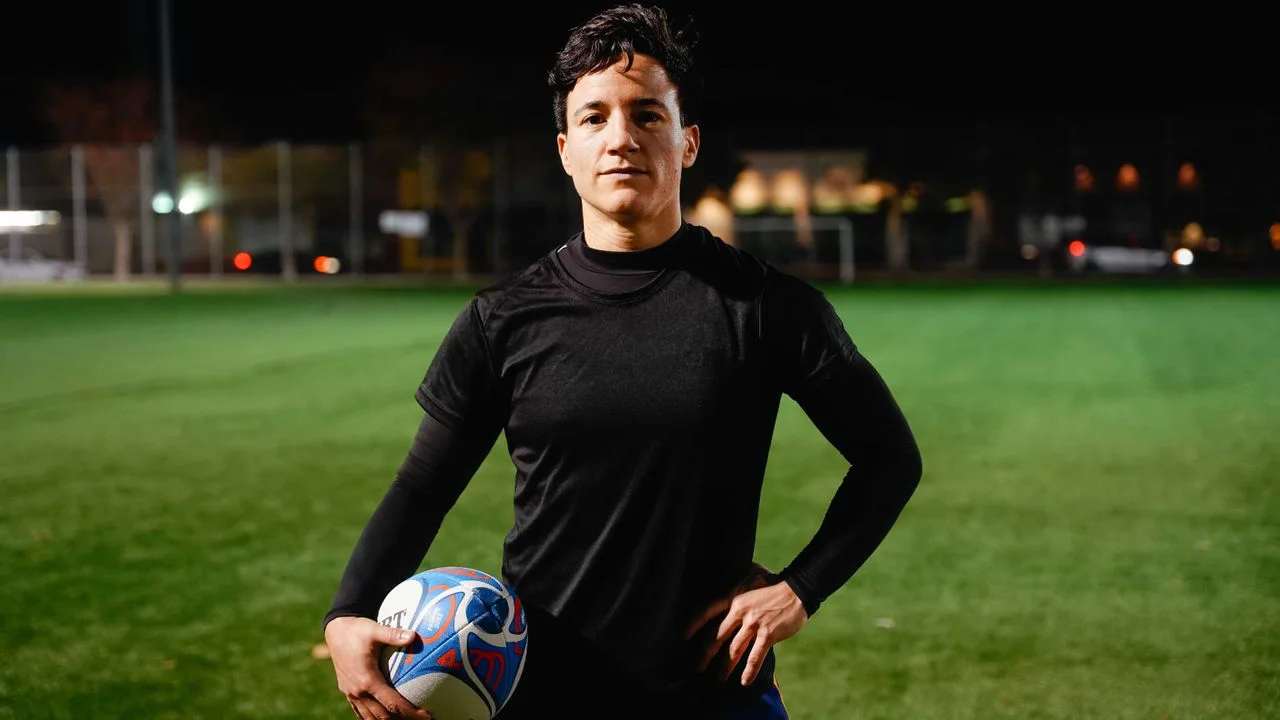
left=324, top=412, right=499, bottom=627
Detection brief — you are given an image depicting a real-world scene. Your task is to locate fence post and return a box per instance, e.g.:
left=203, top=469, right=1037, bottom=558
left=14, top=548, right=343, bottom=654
left=209, top=145, right=222, bottom=278
left=71, top=145, right=88, bottom=275
left=6, top=147, right=19, bottom=263
left=139, top=144, right=156, bottom=276
left=349, top=142, right=364, bottom=277
left=277, top=140, right=296, bottom=282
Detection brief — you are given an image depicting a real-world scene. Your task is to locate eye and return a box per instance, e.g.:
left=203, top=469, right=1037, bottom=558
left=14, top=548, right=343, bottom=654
left=638, top=111, right=661, bottom=123
left=582, top=114, right=604, bottom=126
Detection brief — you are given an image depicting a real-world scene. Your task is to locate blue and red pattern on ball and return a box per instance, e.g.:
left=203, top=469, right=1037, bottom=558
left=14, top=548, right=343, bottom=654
left=463, top=603, right=526, bottom=706
left=383, top=568, right=528, bottom=715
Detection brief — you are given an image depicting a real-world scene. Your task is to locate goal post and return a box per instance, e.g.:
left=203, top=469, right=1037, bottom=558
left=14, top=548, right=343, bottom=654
left=731, top=215, right=855, bottom=283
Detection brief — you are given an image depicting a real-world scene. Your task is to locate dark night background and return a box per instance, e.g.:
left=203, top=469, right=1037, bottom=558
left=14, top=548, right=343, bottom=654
left=2, top=2, right=1272, bottom=151
left=2, top=1, right=1275, bottom=278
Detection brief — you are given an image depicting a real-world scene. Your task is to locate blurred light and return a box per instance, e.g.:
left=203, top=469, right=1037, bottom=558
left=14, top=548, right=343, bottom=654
left=378, top=210, right=428, bottom=237
left=1116, top=163, right=1139, bottom=191
left=944, top=196, right=969, bottom=213
left=853, top=182, right=886, bottom=210
left=1074, top=164, right=1094, bottom=192
left=689, top=190, right=734, bottom=242
left=233, top=252, right=251, bottom=271
left=1270, top=223, right=1280, bottom=250
left=1207, top=237, right=1221, bottom=252
left=1182, top=222, right=1205, bottom=248
left=312, top=256, right=341, bottom=274
left=1069, top=240, right=1086, bottom=257
left=901, top=196, right=918, bottom=213
left=729, top=169, right=768, bottom=212
left=1021, top=244, right=1039, bottom=260
left=0, top=210, right=60, bottom=230
left=178, top=187, right=207, bottom=215
left=770, top=169, right=808, bottom=212
left=1177, top=162, right=1200, bottom=190
left=813, top=166, right=859, bottom=213
left=1173, top=248, right=1194, bottom=266
left=152, top=192, right=175, bottom=214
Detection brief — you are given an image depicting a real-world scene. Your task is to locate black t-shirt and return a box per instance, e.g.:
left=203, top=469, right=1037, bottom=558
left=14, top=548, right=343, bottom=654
left=325, top=222, right=922, bottom=705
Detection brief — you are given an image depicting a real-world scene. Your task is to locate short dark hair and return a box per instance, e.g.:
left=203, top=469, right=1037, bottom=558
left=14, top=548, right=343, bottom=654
left=548, top=4, right=702, bottom=134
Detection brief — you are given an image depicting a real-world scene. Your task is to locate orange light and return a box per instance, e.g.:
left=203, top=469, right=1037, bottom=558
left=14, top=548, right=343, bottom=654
left=1270, top=223, right=1280, bottom=250
left=314, top=256, right=328, bottom=273
left=1177, top=162, right=1199, bottom=190
left=1069, top=240, right=1086, bottom=257
left=1074, top=164, right=1094, bottom=192
left=233, top=252, right=251, bottom=271
left=1117, top=163, right=1139, bottom=191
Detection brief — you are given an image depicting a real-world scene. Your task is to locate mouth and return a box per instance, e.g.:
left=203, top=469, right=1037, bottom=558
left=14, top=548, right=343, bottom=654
left=602, top=168, right=647, bottom=176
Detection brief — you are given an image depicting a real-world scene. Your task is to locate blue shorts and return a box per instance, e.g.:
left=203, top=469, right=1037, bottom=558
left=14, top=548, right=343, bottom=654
left=710, top=677, right=789, bottom=719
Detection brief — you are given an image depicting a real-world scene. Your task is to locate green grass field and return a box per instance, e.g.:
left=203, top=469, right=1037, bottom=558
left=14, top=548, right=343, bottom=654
left=1, top=279, right=1277, bottom=719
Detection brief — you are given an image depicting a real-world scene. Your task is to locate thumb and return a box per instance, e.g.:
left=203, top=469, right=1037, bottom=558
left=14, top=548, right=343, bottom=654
left=379, top=625, right=418, bottom=647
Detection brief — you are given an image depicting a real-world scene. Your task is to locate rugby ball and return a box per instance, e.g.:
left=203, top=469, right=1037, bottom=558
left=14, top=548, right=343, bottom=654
left=377, top=567, right=527, bottom=719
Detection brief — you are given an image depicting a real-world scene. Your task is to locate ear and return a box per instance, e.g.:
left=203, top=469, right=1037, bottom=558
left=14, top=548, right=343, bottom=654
left=682, top=124, right=700, bottom=168
left=556, top=132, right=571, bottom=175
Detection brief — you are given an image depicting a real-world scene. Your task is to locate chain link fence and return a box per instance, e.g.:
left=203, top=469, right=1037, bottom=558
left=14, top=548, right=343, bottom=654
left=1, top=137, right=579, bottom=282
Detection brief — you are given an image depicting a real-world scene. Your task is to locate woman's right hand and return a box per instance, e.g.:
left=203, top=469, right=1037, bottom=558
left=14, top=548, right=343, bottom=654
left=324, top=616, right=433, bottom=720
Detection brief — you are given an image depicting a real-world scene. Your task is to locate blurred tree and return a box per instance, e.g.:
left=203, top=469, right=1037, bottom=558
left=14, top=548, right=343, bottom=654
left=44, top=78, right=155, bottom=281
left=43, top=77, right=231, bottom=279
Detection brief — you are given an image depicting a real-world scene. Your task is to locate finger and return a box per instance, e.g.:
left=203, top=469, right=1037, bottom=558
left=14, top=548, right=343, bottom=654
left=375, top=625, right=418, bottom=648
left=372, top=685, right=432, bottom=720
left=721, top=623, right=757, bottom=682
left=698, top=608, right=742, bottom=672
left=685, top=599, right=729, bottom=640
left=347, top=699, right=364, bottom=720
left=352, top=696, right=390, bottom=720
left=739, top=626, right=772, bottom=687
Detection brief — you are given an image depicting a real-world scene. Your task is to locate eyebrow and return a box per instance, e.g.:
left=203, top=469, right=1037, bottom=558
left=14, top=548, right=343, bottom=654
left=573, top=98, right=666, bottom=118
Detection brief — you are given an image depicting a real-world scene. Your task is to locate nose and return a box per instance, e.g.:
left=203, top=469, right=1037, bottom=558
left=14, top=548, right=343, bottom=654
left=604, top=116, right=639, bottom=156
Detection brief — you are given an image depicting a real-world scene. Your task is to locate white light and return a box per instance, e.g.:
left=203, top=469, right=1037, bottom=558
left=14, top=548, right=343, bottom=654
left=323, top=257, right=341, bottom=274
left=378, top=210, right=428, bottom=237
left=0, top=210, right=60, bottom=229
left=1173, top=248, right=1194, bottom=266
left=181, top=186, right=208, bottom=214
left=177, top=187, right=207, bottom=215
left=153, top=192, right=175, bottom=214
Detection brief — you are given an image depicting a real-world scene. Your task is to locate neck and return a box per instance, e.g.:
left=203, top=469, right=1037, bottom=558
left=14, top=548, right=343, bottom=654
left=581, top=202, right=683, bottom=252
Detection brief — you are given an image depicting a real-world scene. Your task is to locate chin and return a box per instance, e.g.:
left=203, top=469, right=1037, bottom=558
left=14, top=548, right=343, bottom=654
left=591, top=192, right=651, bottom=219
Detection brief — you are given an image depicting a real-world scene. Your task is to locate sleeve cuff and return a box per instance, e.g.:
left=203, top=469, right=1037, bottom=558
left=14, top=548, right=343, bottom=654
left=322, top=610, right=367, bottom=634
left=781, top=573, right=821, bottom=617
